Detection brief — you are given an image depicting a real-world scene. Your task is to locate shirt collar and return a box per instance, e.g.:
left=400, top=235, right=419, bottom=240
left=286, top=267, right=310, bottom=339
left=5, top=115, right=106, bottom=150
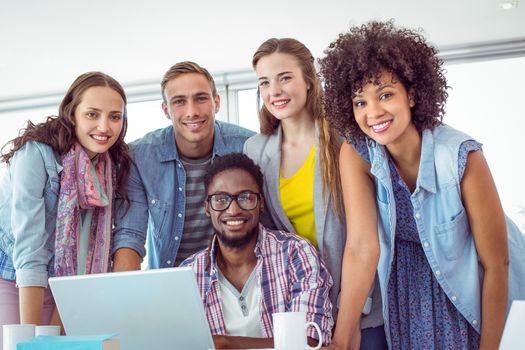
left=159, top=121, right=227, bottom=163
left=158, top=125, right=179, bottom=162
left=211, top=121, right=227, bottom=157
left=208, top=224, right=265, bottom=277
left=369, top=129, right=437, bottom=194
left=253, top=224, right=266, bottom=260
left=416, top=129, right=437, bottom=194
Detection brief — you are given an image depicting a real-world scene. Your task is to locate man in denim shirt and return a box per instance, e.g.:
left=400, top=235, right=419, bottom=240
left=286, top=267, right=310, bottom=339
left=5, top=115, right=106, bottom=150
left=112, top=61, right=255, bottom=271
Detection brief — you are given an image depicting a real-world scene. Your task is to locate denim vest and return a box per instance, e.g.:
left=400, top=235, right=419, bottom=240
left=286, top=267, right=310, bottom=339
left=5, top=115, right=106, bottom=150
left=112, top=121, right=255, bottom=268
left=368, top=125, right=525, bottom=340
left=0, top=141, right=62, bottom=287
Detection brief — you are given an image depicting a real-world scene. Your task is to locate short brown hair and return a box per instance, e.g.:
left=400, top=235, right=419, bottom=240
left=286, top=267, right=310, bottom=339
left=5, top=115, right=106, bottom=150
left=160, top=61, right=217, bottom=102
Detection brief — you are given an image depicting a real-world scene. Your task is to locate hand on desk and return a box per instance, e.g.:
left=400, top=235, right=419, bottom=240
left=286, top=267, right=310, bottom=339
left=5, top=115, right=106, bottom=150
left=213, top=335, right=321, bottom=349
left=50, top=307, right=65, bottom=335
left=322, top=326, right=360, bottom=350
left=213, top=335, right=274, bottom=349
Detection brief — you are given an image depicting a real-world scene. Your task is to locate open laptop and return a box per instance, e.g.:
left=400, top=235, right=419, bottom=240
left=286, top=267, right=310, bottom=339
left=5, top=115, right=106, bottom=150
left=49, top=267, right=215, bottom=350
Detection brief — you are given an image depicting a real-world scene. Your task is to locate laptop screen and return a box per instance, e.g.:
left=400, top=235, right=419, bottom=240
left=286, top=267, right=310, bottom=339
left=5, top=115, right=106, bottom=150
left=49, top=267, right=215, bottom=350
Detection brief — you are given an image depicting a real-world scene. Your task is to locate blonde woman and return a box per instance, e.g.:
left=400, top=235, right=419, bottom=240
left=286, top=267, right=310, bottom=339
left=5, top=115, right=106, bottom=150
left=244, top=38, right=385, bottom=348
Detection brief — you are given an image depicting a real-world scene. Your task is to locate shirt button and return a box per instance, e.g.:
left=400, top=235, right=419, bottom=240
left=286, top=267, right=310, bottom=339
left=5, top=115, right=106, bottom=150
left=151, top=199, right=156, bottom=204
left=423, top=241, right=429, bottom=248
left=435, top=270, right=441, bottom=276
left=178, top=187, right=182, bottom=191
left=472, top=320, right=478, bottom=325
left=239, top=296, right=244, bottom=301
left=178, top=163, right=182, bottom=168
left=177, top=213, right=182, bottom=218
left=415, top=212, right=421, bottom=219
left=451, top=295, right=457, bottom=301
left=174, top=236, right=179, bottom=241
left=241, top=305, right=246, bottom=309
left=166, top=260, right=172, bottom=265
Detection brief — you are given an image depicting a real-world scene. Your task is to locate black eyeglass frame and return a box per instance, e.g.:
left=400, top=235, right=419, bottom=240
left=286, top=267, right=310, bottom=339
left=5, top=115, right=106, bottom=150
left=206, top=191, right=262, bottom=212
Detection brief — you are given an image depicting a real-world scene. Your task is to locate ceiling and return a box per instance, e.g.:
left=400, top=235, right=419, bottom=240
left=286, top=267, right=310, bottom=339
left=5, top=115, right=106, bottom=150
left=1, top=0, right=524, bottom=100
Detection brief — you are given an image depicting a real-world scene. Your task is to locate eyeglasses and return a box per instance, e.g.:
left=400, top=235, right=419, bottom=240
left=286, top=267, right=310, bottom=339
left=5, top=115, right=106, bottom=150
left=206, top=191, right=262, bottom=211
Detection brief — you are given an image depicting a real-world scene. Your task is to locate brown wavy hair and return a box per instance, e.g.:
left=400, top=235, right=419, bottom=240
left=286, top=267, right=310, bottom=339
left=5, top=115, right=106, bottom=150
left=252, top=38, right=343, bottom=217
left=1, top=72, right=131, bottom=202
left=320, top=20, right=448, bottom=142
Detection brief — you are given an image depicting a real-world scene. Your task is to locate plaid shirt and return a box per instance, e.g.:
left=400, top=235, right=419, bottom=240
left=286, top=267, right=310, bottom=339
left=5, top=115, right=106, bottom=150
left=0, top=248, right=16, bottom=281
left=181, top=224, right=334, bottom=345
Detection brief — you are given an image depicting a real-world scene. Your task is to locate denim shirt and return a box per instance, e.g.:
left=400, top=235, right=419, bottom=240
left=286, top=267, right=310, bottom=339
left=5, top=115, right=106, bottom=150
left=112, top=121, right=255, bottom=268
left=0, top=141, right=62, bottom=287
left=368, top=124, right=525, bottom=341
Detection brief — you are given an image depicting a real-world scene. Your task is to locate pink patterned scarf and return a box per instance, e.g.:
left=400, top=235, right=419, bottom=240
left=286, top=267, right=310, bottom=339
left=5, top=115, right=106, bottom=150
left=54, top=143, right=114, bottom=276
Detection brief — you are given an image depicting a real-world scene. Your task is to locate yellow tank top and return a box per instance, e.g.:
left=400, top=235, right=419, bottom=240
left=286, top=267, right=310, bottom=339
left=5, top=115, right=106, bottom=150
left=279, top=145, right=317, bottom=248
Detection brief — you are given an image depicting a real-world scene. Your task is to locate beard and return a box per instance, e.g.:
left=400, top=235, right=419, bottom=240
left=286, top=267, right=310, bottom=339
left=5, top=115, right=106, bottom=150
left=214, top=224, right=259, bottom=249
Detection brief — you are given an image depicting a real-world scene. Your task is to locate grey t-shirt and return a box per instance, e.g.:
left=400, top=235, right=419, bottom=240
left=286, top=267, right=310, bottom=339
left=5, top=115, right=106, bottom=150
left=175, top=154, right=214, bottom=266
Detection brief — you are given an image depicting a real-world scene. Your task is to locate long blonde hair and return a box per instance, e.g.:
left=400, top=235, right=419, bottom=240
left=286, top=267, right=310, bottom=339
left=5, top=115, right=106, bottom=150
left=252, top=38, right=343, bottom=217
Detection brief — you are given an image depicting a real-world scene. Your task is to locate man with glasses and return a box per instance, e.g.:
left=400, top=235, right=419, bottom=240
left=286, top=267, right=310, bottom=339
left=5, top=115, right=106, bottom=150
left=181, top=153, right=333, bottom=349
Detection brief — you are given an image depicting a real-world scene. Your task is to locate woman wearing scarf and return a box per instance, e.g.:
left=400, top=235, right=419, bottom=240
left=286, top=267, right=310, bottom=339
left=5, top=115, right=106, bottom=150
left=0, top=72, right=131, bottom=339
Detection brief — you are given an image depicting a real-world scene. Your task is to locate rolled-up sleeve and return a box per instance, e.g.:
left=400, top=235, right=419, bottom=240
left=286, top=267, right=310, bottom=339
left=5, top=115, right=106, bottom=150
left=11, top=143, right=51, bottom=287
left=112, top=157, right=148, bottom=259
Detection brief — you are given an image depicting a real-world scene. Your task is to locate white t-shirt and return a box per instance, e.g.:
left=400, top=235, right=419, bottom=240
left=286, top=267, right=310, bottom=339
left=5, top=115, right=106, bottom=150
left=218, top=268, right=263, bottom=338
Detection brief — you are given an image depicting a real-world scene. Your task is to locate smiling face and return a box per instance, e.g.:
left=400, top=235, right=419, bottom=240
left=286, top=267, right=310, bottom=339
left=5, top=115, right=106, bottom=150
left=73, top=86, right=125, bottom=158
left=205, top=168, right=263, bottom=249
left=352, top=71, right=417, bottom=146
left=162, top=73, right=219, bottom=158
left=255, top=52, right=310, bottom=122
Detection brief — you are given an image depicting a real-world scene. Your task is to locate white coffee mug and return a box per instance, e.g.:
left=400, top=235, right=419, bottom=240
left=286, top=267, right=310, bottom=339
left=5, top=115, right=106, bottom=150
left=2, top=324, right=36, bottom=350
left=35, top=325, right=61, bottom=336
left=273, top=311, right=323, bottom=350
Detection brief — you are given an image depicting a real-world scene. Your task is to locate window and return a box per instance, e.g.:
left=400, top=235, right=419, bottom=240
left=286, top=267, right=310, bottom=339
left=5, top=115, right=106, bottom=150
left=125, top=99, right=169, bottom=142
left=236, top=88, right=259, bottom=132
left=444, top=56, right=525, bottom=230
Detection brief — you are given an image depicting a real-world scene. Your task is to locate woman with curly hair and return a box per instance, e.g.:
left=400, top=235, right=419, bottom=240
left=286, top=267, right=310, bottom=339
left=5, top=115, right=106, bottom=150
left=0, top=72, right=131, bottom=337
left=244, top=38, right=386, bottom=346
left=319, top=21, right=525, bottom=349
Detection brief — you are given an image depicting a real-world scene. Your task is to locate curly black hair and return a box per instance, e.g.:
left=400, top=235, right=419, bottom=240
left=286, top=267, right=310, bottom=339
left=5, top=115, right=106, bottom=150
left=204, top=153, right=264, bottom=194
left=319, top=20, right=448, bottom=142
